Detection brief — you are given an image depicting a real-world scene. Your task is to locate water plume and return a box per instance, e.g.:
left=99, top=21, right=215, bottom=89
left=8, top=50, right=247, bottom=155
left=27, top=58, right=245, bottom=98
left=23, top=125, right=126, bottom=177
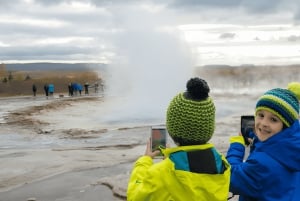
left=102, top=29, right=194, bottom=127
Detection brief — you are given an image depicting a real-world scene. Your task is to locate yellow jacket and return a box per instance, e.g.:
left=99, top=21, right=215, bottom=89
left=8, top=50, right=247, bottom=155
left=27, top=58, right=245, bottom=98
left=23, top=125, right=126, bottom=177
left=127, top=144, right=230, bottom=201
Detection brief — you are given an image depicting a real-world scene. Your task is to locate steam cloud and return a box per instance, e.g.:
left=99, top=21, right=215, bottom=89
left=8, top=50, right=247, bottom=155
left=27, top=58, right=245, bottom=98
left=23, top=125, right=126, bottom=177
left=102, top=29, right=195, bottom=127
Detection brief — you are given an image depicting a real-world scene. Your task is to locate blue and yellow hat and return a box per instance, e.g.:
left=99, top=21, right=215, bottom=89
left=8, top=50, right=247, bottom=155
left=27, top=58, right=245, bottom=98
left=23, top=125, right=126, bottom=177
left=255, top=87, right=300, bottom=127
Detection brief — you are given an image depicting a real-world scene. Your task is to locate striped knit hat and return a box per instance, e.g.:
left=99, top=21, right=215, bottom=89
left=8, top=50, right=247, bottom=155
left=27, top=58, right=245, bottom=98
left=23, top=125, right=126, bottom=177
left=255, top=88, right=300, bottom=127
left=166, top=77, right=215, bottom=145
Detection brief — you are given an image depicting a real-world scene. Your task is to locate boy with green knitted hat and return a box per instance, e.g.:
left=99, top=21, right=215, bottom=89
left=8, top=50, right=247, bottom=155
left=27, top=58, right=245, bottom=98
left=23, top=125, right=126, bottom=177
left=127, top=77, right=230, bottom=201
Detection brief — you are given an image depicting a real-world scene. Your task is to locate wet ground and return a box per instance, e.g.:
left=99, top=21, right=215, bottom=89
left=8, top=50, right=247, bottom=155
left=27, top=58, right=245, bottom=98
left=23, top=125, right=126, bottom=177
left=0, top=163, right=131, bottom=201
left=0, top=94, right=253, bottom=200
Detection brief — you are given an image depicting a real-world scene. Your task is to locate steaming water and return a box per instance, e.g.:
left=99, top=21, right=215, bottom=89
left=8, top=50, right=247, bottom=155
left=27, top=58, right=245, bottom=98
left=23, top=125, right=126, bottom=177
left=99, top=29, right=194, bottom=127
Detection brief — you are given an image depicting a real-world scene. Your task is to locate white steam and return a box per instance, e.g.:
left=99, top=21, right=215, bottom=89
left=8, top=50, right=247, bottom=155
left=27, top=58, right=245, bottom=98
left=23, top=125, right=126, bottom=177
left=102, top=29, right=195, bottom=127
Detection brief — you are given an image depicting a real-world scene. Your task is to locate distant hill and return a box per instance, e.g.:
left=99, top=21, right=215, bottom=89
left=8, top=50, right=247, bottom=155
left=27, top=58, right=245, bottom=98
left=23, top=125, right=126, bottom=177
left=5, top=63, right=107, bottom=71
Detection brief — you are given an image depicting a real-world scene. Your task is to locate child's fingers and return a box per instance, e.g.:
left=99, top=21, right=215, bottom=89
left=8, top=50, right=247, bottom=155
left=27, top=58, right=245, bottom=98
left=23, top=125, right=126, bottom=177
left=145, top=138, right=152, bottom=155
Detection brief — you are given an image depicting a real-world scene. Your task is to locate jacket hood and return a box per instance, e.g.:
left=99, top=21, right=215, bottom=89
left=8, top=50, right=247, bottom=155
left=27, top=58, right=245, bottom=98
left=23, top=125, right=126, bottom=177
left=256, top=120, right=300, bottom=171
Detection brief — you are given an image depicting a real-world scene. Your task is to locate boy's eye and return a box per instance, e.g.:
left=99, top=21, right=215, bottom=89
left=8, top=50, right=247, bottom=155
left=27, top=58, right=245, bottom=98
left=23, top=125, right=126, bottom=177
left=271, top=117, right=279, bottom=122
left=257, top=113, right=264, bottom=118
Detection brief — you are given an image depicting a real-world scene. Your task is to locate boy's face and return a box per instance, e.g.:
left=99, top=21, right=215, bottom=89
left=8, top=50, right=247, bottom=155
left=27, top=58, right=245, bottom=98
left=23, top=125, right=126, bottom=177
left=255, top=110, right=284, bottom=142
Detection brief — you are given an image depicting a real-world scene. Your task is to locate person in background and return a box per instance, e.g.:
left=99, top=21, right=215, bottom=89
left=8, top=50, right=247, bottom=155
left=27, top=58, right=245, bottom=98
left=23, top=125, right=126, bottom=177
left=48, top=84, right=54, bottom=97
left=94, top=82, right=98, bottom=93
left=32, top=84, right=37, bottom=97
left=78, top=83, right=82, bottom=95
left=84, top=82, right=89, bottom=95
left=226, top=86, right=300, bottom=201
left=43, top=84, right=49, bottom=98
left=68, top=83, right=73, bottom=97
left=127, top=77, right=230, bottom=201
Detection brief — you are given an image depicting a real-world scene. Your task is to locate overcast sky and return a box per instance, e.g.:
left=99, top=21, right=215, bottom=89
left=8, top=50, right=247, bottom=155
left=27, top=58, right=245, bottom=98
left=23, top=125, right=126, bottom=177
left=1, top=0, right=300, bottom=66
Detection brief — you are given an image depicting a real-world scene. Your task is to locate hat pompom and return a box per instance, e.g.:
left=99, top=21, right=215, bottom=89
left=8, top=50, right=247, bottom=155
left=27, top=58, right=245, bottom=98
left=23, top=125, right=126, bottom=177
left=287, top=82, right=300, bottom=101
left=186, top=77, right=210, bottom=100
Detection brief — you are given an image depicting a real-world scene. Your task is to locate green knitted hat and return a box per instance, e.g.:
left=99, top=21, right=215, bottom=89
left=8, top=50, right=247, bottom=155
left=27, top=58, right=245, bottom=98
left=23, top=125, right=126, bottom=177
left=166, top=77, right=215, bottom=145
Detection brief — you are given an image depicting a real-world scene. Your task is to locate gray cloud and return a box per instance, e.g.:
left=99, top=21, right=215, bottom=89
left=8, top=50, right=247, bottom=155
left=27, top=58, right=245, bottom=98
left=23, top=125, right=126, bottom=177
left=219, top=33, right=236, bottom=39
left=287, top=35, right=300, bottom=42
left=169, top=0, right=242, bottom=8
left=168, top=0, right=300, bottom=24
left=169, top=0, right=290, bottom=13
left=0, top=0, right=300, bottom=64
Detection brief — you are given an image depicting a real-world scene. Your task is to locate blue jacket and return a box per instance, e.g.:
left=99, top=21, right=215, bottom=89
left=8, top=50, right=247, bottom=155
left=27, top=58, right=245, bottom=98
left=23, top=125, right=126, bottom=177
left=226, top=120, right=300, bottom=201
